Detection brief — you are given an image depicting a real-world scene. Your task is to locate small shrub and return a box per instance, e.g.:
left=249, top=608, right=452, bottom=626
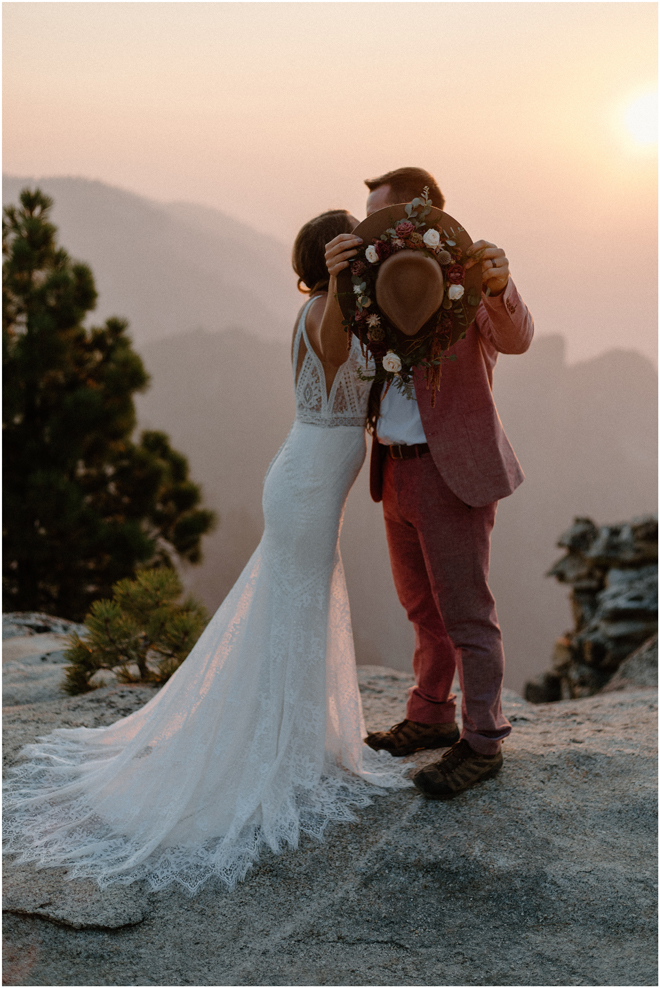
left=62, top=568, right=208, bottom=695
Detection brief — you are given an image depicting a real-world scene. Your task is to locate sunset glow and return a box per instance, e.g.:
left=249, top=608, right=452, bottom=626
left=3, top=2, right=657, bottom=364
left=625, top=91, right=659, bottom=146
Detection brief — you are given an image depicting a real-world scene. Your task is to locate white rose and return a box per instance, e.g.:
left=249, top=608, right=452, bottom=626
left=447, top=284, right=465, bottom=301
left=423, top=228, right=440, bottom=248
left=365, top=245, right=379, bottom=264
left=353, top=284, right=362, bottom=295
left=382, top=351, right=402, bottom=374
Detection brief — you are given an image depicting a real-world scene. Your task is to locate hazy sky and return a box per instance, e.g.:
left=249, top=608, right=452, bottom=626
left=4, top=2, right=658, bottom=363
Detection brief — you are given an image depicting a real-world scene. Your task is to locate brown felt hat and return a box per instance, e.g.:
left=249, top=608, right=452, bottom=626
left=337, top=203, right=482, bottom=350
left=376, top=250, right=444, bottom=337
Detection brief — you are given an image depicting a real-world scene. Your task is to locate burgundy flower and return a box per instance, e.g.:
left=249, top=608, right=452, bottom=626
left=351, top=260, right=366, bottom=276
left=395, top=220, right=415, bottom=239
left=368, top=340, right=388, bottom=359
left=354, top=308, right=368, bottom=322
left=447, top=264, right=465, bottom=285
left=375, top=240, right=392, bottom=261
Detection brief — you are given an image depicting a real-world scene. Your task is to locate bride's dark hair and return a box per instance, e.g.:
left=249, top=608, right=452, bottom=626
left=292, top=209, right=354, bottom=296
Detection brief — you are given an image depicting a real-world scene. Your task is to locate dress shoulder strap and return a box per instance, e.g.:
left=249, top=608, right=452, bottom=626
left=292, top=295, right=322, bottom=377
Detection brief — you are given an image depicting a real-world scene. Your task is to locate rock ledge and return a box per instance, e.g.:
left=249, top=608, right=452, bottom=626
left=3, top=664, right=657, bottom=986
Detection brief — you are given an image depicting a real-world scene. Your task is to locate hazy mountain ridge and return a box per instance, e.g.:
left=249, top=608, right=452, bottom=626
left=2, top=175, right=301, bottom=344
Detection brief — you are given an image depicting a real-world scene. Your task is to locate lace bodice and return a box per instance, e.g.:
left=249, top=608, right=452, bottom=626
left=293, top=298, right=372, bottom=427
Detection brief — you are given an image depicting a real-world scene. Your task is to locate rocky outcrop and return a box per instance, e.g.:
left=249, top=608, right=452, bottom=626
left=602, top=634, right=659, bottom=693
left=3, top=612, right=85, bottom=641
left=525, top=516, right=658, bottom=702
left=3, top=660, right=657, bottom=986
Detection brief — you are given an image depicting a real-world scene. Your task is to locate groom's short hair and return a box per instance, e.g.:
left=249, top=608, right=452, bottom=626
left=365, top=167, right=445, bottom=210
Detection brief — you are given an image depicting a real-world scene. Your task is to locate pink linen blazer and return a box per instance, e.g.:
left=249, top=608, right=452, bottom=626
left=369, top=278, right=534, bottom=508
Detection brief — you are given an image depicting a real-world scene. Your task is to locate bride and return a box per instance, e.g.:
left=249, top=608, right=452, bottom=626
left=3, top=209, right=411, bottom=895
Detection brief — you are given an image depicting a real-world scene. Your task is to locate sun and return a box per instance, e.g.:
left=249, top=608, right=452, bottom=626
left=624, top=91, right=658, bottom=146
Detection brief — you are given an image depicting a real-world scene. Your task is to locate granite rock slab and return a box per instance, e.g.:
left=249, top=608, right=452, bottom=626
left=3, top=666, right=657, bottom=986
left=3, top=866, right=149, bottom=930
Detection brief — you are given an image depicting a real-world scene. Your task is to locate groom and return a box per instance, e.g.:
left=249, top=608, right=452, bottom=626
left=326, top=166, right=533, bottom=799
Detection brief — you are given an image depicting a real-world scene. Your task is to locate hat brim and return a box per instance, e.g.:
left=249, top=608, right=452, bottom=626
left=337, top=204, right=482, bottom=351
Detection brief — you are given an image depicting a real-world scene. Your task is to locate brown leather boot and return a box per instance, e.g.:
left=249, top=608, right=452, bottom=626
left=412, top=738, right=503, bottom=799
left=365, top=719, right=460, bottom=757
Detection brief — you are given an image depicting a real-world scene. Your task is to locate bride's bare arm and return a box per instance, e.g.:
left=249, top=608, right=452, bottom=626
left=306, top=233, right=362, bottom=370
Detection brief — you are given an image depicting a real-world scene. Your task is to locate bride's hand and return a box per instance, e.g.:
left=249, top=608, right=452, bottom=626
left=325, top=234, right=363, bottom=278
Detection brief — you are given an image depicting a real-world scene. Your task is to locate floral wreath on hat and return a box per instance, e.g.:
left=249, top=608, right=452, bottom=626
left=340, top=188, right=484, bottom=402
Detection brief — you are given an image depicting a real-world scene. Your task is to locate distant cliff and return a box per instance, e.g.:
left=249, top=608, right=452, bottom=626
left=491, top=335, right=657, bottom=690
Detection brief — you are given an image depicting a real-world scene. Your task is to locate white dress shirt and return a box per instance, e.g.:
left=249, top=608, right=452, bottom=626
left=376, top=383, right=427, bottom=446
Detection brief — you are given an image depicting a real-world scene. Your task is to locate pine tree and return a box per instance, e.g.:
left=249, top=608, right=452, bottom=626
left=3, top=188, right=216, bottom=620
left=62, top=568, right=208, bottom=695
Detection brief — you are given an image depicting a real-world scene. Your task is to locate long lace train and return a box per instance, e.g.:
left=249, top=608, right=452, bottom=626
left=4, top=416, right=411, bottom=894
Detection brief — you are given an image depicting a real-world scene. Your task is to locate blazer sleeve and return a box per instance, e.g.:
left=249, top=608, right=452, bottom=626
left=475, top=278, right=534, bottom=355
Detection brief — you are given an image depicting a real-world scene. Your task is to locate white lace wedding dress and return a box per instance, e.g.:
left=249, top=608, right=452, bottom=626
left=3, top=298, right=411, bottom=894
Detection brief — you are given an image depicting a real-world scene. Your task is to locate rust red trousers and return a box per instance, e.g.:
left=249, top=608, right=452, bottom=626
left=381, top=452, right=511, bottom=755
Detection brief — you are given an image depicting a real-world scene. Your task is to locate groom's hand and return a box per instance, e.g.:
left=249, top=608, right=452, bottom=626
left=465, top=240, right=510, bottom=296
left=325, top=234, right=363, bottom=278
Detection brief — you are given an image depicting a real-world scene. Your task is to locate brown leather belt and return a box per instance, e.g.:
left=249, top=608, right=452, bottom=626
left=382, top=442, right=430, bottom=460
